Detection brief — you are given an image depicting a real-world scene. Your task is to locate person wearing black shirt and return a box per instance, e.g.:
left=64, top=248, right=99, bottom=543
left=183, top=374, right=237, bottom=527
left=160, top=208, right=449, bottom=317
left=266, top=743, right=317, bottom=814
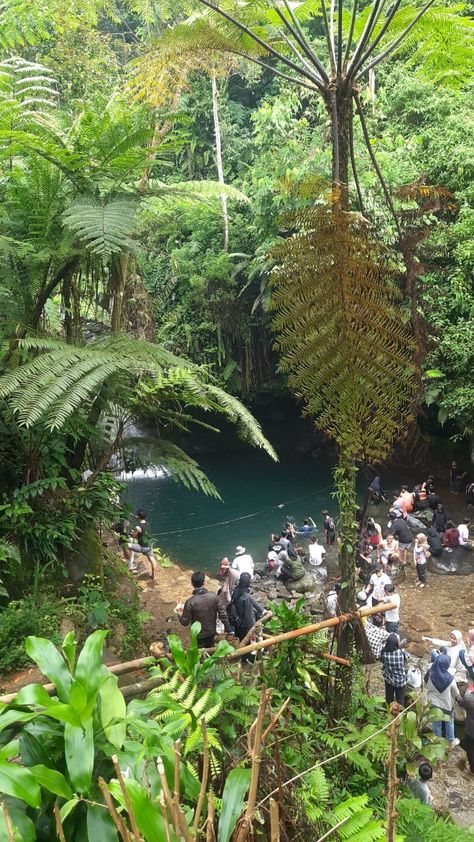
left=450, top=461, right=467, bottom=493
left=322, top=510, right=336, bottom=545
left=427, top=527, right=443, bottom=558
left=433, top=504, right=447, bottom=535
left=390, top=514, right=412, bottom=565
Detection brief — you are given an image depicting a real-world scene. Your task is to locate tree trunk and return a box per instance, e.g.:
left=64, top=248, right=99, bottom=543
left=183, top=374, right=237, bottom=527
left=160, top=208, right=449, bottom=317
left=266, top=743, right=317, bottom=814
left=327, top=83, right=352, bottom=209
left=110, top=252, right=129, bottom=334
left=333, top=448, right=358, bottom=715
left=211, top=74, right=229, bottom=252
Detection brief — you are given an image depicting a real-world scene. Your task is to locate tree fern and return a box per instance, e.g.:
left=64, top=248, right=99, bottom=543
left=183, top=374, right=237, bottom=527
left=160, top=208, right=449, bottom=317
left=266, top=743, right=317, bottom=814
left=271, top=194, right=416, bottom=463
left=62, top=197, right=139, bottom=258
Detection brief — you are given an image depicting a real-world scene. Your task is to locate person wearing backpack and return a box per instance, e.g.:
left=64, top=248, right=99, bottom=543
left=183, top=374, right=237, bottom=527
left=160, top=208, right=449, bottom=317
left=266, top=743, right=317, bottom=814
left=227, top=572, right=265, bottom=652
left=322, top=510, right=336, bottom=546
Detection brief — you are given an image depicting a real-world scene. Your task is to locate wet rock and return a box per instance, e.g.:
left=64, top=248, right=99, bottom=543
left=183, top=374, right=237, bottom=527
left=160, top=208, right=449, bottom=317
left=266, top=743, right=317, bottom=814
left=448, top=791, right=463, bottom=809
left=117, top=577, right=139, bottom=606
left=60, top=618, right=76, bottom=639
left=286, top=573, right=317, bottom=594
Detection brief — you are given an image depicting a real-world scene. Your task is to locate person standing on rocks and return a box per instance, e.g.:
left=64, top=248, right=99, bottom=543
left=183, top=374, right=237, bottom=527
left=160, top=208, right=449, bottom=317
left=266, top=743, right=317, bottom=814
left=217, top=557, right=239, bottom=608
left=231, top=546, right=254, bottom=579
left=413, top=534, right=430, bottom=588
left=365, top=614, right=389, bottom=660
left=322, top=510, right=336, bottom=546
left=126, top=509, right=158, bottom=579
left=389, top=510, right=413, bottom=566
left=178, top=571, right=231, bottom=648
left=426, top=654, right=461, bottom=746
left=383, top=583, right=400, bottom=635
left=380, top=634, right=408, bottom=706
left=227, top=572, right=265, bottom=660
left=365, top=565, right=391, bottom=606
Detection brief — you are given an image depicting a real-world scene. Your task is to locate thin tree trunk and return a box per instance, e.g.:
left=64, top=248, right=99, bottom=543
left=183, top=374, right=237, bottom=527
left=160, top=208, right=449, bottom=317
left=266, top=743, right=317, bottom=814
left=333, top=449, right=358, bottom=715
left=110, top=252, right=129, bottom=334
left=211, top=74, right=229, bottom=252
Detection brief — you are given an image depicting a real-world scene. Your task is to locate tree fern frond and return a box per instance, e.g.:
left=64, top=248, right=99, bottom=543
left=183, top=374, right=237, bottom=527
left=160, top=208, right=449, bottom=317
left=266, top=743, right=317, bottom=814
left=62, top=197, right=139, bottom=258
left=201, top=384, right=278, bottom=461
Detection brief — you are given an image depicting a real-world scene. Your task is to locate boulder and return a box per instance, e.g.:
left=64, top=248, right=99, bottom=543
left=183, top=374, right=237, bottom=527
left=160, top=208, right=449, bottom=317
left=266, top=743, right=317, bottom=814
left=59, top=618, right=76, bottom=639
left=286, top=573, right=317, bottom=594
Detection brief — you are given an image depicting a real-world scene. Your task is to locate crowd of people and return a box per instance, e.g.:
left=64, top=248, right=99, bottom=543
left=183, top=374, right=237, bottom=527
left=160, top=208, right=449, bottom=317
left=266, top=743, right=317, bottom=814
left=117, top=463, right=474, bottom=787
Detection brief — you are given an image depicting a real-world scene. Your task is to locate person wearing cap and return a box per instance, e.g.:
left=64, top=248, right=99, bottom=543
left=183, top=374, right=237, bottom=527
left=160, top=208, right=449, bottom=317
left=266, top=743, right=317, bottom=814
left=232, top=546, right=254, bottom=579
left=217, top=557, right=239, bottom=607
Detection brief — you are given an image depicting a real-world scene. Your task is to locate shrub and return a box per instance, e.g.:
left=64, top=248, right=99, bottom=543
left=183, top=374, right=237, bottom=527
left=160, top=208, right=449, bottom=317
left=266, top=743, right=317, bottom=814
left=0, top=597, right=62, bottom=673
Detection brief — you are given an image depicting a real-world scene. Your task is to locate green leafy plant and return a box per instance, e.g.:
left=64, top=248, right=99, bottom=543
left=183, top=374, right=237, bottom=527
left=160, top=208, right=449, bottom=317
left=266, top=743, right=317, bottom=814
left=397, top=695, right=448, bottom=775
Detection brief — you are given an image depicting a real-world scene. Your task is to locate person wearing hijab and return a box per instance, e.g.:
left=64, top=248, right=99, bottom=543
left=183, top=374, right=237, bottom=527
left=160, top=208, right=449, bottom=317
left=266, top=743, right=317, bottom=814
left=460, top=629, right=474, bottom=680
left=380, top=634, right=408, bottom=705
left=426, top=629, right=468, bottom=685
left=426, top=654, right=461, bottom=744
left=459, top=683, right=474, bottom=774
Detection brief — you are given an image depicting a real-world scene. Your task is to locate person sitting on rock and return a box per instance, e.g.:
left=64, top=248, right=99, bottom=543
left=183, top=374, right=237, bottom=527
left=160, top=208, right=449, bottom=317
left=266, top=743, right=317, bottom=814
left=457, top=518, right=473, bottom=549
left=308, top=536, right=327, bottom=587
left=443, top=520, right=460, bottom=549
left=277, top=551, right=305, bottom=585
left=426, top=526, right=443, bottom=558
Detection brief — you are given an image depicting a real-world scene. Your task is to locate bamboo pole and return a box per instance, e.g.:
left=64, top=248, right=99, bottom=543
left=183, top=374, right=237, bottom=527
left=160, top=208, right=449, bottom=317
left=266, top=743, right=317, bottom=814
left=226, top=602, right=397, bottom=661
left=269, top=798, right=280, bottom=842
left=238, top=611, right=273, bottom=649
left=386, top=706, right=401, bottom=842
left=0, top=656, right=153, bottom=704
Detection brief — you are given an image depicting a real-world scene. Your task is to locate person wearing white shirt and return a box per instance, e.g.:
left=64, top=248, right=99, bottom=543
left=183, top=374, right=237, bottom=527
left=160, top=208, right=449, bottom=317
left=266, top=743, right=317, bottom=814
left=365, top=565, right=391, bottom=606
left=231, top=545, right=254, bottom=579
left=383, top=583, right=401, bottom=635
left=458, top=519, right=473, bottom=548
left=308, top=536, right=327, bottom=586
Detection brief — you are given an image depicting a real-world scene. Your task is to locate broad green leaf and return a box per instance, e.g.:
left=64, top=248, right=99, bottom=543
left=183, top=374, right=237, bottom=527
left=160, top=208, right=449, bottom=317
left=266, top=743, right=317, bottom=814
left=217, top=767, right=251, bottom=842
left=19, top=732, right=51, bottom=767
left=74, top=630, right=109, bottom=700
left=14, top=684, right=55, bottom=707
left=2, top=798, right=36, bottom=842
left=108, top=778, right=170, bottom=841
left=30, top=764, right=72, bottom=799
left=25, top=637, right=72, bottom=703
left=64, top=720, right=94, bottom=794
left=0, top=761, right=41, bottom=808
left=62, top=631, right=77, bottom=672
left=99, top=675, right=126, bottom=749
left=167, top=634, right=188, bottom=673
left=60, top=797, right=80, bottom=823
left=69, top=679, right=88, bottom=713
left=0, top=741, right=19, bottom=762
left=0, top=710, right=37, bottom=734
left=187, top=622, right=201, bottom=674
left=86, top=802, right=119, bottom=841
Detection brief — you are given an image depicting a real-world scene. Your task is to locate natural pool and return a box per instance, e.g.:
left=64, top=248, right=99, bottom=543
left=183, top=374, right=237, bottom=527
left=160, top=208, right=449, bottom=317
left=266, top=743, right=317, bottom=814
left=123, top=450, right=337, bottom=572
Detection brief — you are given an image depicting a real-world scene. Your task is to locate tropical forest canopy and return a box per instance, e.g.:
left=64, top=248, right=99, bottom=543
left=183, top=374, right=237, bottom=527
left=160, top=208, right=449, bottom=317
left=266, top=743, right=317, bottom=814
left=0, top=1, right=473, bottom=841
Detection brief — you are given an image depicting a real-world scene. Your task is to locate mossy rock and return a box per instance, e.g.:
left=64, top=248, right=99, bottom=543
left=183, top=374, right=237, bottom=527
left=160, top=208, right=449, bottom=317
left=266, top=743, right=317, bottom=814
left=65, top=527, right=104, bottom=582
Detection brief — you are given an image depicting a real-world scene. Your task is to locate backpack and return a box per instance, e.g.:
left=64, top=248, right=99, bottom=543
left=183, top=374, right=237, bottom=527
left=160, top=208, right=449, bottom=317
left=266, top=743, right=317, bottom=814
left=227, top=598, right=240, bottom=627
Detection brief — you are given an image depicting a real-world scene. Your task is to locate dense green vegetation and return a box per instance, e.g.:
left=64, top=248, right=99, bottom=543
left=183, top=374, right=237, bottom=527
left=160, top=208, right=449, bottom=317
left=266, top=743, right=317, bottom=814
left=0, top=0, right=473, bottom=838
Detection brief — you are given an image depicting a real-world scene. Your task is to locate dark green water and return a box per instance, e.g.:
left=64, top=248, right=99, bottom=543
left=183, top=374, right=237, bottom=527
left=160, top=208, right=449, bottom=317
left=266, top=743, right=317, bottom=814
left=123, top=451, right=336, bottom=573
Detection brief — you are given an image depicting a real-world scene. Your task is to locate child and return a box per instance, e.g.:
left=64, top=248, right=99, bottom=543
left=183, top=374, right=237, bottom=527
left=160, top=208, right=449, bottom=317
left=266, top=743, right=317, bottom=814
left=408, top=762, right=433, bottom=806
left=413, top=533, right=430, bottom=588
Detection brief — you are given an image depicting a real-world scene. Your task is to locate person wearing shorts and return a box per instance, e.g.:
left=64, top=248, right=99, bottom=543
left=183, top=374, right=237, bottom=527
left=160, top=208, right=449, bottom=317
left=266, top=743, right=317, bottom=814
left=127, top=509, right=157, bottom=579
